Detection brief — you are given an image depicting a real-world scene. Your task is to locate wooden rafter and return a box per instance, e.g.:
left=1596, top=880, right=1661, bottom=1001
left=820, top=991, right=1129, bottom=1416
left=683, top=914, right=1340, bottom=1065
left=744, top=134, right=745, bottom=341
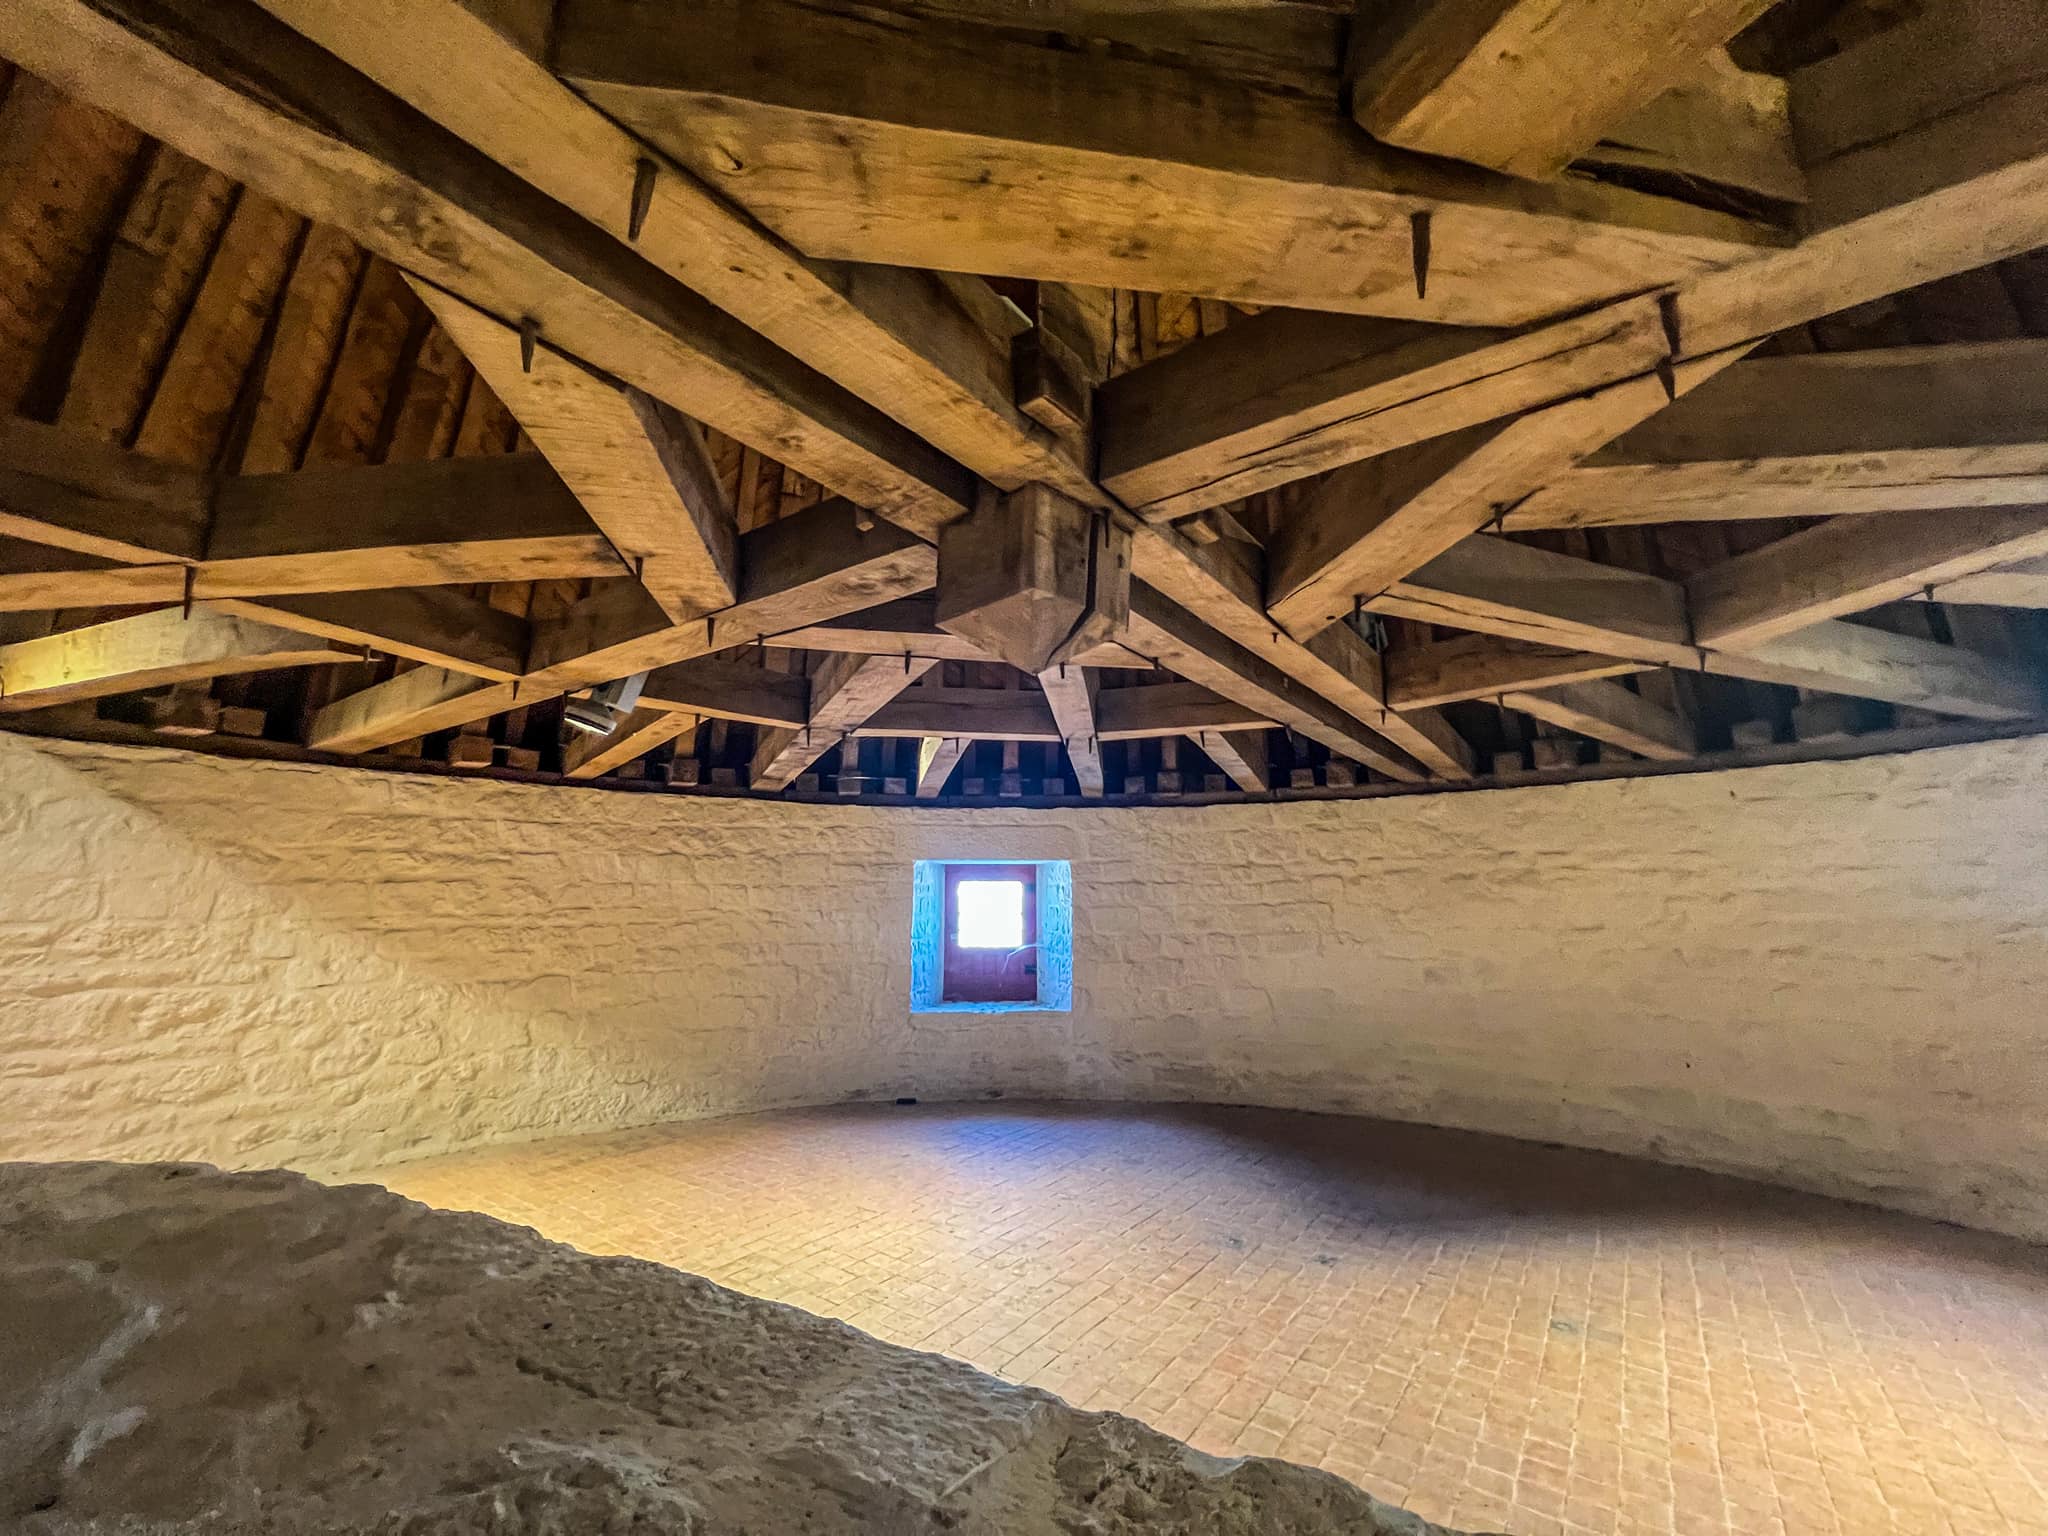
left=0, top=608, right=359, bottom=711
left=1503, top=680, right=1698, bottom=762
left=1037, top=664, right=1103, bottom=797
left=751, top=651, right=938, bottom=791
left=563, top=707, right=698, bottom=780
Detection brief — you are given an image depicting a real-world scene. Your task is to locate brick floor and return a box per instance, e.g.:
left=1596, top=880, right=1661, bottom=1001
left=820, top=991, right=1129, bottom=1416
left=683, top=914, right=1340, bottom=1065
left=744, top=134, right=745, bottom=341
left=370, top=1102, right=2048, bottom=1536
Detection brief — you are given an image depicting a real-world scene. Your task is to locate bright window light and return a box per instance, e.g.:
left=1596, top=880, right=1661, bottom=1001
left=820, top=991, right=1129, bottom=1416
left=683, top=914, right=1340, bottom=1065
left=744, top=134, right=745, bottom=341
left=956, top=879, right=1025, bottom=949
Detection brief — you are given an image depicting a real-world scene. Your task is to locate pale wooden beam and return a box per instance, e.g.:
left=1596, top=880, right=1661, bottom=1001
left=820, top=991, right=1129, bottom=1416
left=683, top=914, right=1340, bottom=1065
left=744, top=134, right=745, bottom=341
left=751, top=651, right=939, bottom=790
left=1123, top=583, right=1428, bottom=781
left=1037, top=662, right=1103, bottom=796
left=308, top=668, right=525, bottom=753
left=0, top=545, right=183, bottom=613
left=2, top=0, right=976, bottom=537
left=1129, top=524, right=1460, bottom=779
left=1196, top=728, right=1271, bottom=793
left=408, top=281, right=740, bottom=621
left=765, top=597, right=992, bottom=663
left=556, top=0, right=1773, bottom=324
left=638, top=654, right=808, bottom=728
left=1368, top=536, right=1695, bottom=667
left=1386, top=635, right=1645, bottom=709
left=0, top=607, right=359, bottom=712
left=1347, top=0, right=1777, bottom=181
left=1581, top=49, right=1805, bottom=205
left=915, top=735, right=968, bottom=798
left=201, top=454, right=623, bottom=593
left=209, top=589, right=531, bottom=682
left=246, top=0, right=1101, bottom=511
left=1691, top=506, right=2048, bottom=650
left=1095, top=682, right=1272, bottom=740
left=1922, top=555, right=2048, bottom=609
left=1502, top=679, right=1697, bottom=761
left=1511, top=343, right=2048, bottom=529
left=1723, top=623, right=2048, bottom=722
left=1100, top=8, right=2048, bottom=527
left=563, top=707, right=699, bottom=779
left=1265, top=351, right=1746, bottom=641
left=0, top=417, right=209, bottom=563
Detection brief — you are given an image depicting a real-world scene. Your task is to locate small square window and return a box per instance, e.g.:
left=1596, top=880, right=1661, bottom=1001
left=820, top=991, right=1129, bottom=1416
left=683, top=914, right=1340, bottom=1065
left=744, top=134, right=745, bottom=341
left=955, top=879, right=1025, bottom=950
left=910, top=860, right=1072, bottom=1014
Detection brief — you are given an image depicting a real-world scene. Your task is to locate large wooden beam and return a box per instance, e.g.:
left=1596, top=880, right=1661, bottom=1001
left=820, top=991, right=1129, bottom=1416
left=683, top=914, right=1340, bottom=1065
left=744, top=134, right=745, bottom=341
left=308, top=668, right=526, bottom=753
left=1502, top=679, right=1697, bottom=761
left=1923, top=555, right=2048, bottom=609
left=638, top=654, right=808, bottom=729
left=751, top=652, right=939, bottom=790
left=1724, top=623, right=2048, bottom=722
left=0, top=545, right=183, bottom=614
left=915, top=735, right=969, bottom=798
left=2, top=0, right=977, bottom=538
left=1347, top=0, right=1777, bottom=181
left=211, top=589, right=531, bottom=681
left=1511, top=343, right=2048, bottom=529
left=1386, top=635, right=1644, bottom=709
left=0, top=608, right=360, bottom=712
left=1196, top=729, right=1272, bottom=794
left=555, top=0, right=1774, bottom=325
left=0, top=417, right=209, bottom=563
left=1265, top=352, right=1746, bottom=640
left=1691, top=506, right=2048, bottom=650
left=1100, top=9, right=2048, bottom=526
left=246, top=0, right=1099, bottom=511
left=563, top=707, right=698, bottom=779
left=1123, top=583, right=1428, bottom=781
left=409, top=283, right=738, bottom=622
left=1037, top=664, right=1103, bottom=797
left=859, top=687, right=1057, bottom=743
left=1096, top=683, right=1272, bottom=741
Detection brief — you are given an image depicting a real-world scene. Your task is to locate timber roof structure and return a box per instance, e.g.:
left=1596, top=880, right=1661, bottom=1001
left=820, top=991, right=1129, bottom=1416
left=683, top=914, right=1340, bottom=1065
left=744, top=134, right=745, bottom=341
left=3, top=0, right=2047, bottom=804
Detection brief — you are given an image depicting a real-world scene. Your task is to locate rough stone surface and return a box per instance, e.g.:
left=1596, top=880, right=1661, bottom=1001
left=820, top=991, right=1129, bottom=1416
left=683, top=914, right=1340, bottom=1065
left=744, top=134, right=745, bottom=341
left=3, top=732, right=2046, bottom=1242
left=0, top=1160, right=1468, bottom=1534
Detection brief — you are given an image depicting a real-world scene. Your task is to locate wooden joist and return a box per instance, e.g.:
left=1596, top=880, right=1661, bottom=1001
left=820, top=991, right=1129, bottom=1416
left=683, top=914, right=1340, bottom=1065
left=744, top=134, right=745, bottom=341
left=1346, top=0, right=1778, bottom=181
left=308, top=668, right=525, bottom=754
left=408, top=282, right=740, bottom=621
left=1510, top=343, right=2048, bottom=529
left=1923, top=556, right=2048, bottom=609
left=245, top=0, right=1100, bottom=512
left=210, top=590, right=531, bottom=682
left=554, top=0, right=1774, bottom=325
left=1721, top=623, right=2048, bottom=722
left=638, top=655, right=809, bottom=729
left=1502, top=679, right=1697, bottom=762
left=751, top=651, right=938, bottom=790
left=1386, top=635, right=1645, bottom=710
left=2, top=0, right=976, bottom=538
left=1196, top=729, right=1271, bottom=794
left=1037, top=664, right=1103, bottom=797
left=563, top=707, right=698, bottom=779
left=0, top=607, right=360, bottom=712
left=915, top=735, right=968, bottom=798
left=1096, top=683, right=1271, bottom=741
left=1691, top=506, right=2048, bottom=650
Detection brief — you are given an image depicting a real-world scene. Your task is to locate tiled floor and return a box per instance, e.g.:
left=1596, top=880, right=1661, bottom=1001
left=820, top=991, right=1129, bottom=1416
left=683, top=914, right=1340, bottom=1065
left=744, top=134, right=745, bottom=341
left=372, top=1103, right=2048, bottom=1536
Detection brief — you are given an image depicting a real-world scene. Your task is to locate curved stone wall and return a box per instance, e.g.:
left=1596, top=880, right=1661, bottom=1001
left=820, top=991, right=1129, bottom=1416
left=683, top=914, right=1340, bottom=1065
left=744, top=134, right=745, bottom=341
left=3, top=730, right=2045, bottom=1241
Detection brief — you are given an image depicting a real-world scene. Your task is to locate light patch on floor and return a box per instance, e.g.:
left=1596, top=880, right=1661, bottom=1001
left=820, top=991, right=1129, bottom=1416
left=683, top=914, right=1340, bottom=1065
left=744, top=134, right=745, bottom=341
left=372, top=1102, right=2048, bottom=1536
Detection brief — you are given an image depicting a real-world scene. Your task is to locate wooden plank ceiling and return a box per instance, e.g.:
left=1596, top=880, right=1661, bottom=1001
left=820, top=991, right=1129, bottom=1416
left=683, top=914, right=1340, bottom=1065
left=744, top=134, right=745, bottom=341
left=2, top=0, right=2047, bottom=803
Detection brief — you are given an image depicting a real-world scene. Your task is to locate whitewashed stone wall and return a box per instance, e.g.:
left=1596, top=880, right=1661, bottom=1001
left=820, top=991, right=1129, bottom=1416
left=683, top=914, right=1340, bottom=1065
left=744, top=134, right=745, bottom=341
left=3, top=731, right=2045, bottom=1241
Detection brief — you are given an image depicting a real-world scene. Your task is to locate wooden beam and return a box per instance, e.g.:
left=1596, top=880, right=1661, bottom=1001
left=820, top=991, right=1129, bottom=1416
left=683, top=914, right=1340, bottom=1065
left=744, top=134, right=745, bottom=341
left=246, top=0, right=1100, bottom=511
left=1101, top=11, right=2048, bottom=527
left=1511, top=343, right=2048, bottom=529
left=408, top=281, right=739, bottom=620
left=556, top=0, right=1774, bottom=324
left=2, top=0, right=977, bottom=538
left=751, top=651, right=938, bottom=790
left=1721, top=623, right=2048, bottom=722
left=1037, top=663, right=1103, bottom=796
left=0, top=608, right=360, bottom=712
left=1369, top=537, right=1694, bottom=665
left=1128, top=524, right=1452, bottom=779
left=937, top=484, right=1126, bottom=674
left=1922, top=555, right=2048, bottom=609
left=0, top=545, right=183, bottom=613
left=859, top=686, right=1059, bottom=743
left=202, top=454, right=623, bottom=594
left=211, top=589, right=531, bottom=681
left=1502, top=679, right=1697, bottom=761
left=638, top=654, right=808, bottom=728
left=1196, top=729, right=1272, bottom=794
left=1386, top=635, right=1645, bottom=709
left=1123, top=583, right=1428, bottom=781
left=765, top=597, right=991, bottom=663
left=1581, top=49, right=1805, bottom=205
left=309, top=668, right=527, bottom=754
left=1265, top=352, right=1746, bottom=640
left=1095, top=683, right=1272, bottom=741
left=1346, top=0, right=1777, bottom=181
left=527, top=498, right=939, bottom=686
left=562, top=707, right=698, bottom=779
left=1691, top=506, right=2048, bottom=650
left=915, top=735, right=968, bottom=798
left=0, top=417, right=209, bottom=563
